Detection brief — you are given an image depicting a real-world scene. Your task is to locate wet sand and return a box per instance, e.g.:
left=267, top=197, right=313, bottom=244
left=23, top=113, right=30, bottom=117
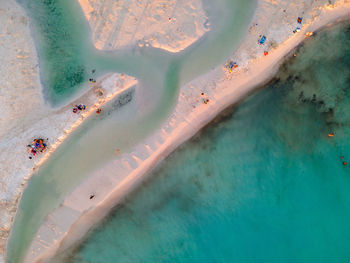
left=21, top=2, right=350, bottom=263
left=1, top=0, right=350, bottom=262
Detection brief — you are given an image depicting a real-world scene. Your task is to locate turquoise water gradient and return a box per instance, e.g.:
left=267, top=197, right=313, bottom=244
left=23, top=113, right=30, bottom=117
left=65, top=21, right=350, bottom=262
left=7, top=1, right=256, bottom=262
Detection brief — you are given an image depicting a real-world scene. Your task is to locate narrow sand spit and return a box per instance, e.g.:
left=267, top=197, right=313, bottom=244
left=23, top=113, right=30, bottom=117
left=1, top=0, right=211, bottom=260
left=0, top=71, right=137, bottom=262
left=20, top=1, right=350, bottom=263
left=0, top=1, right=137, bottom=260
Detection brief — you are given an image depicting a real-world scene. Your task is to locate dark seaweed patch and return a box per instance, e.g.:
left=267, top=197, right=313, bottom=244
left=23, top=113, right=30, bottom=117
left=18, top=0, right=89, bottom=104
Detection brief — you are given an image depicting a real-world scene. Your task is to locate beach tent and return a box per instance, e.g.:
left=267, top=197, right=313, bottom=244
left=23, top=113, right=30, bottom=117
left=258, top=35, right=266, bottom=45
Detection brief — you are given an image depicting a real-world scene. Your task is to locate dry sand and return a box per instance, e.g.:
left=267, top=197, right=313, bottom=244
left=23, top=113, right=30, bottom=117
left=0, top=0, right=211, bottom=260
left=0, top=0, right=43, bottom=257
left=20, top=1, right=350, bottom=262
left=77, top=0, right=209, bottom=52
left=1, top=0, right=350, bottom=262
left=0, top=1, right=137, bottom=261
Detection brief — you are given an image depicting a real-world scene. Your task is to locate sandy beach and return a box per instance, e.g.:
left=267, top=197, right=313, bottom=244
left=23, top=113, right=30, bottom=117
left=0, top=0, right=211, bottom=260
left=1, top=0, right=350, bottom=262
left=16, top=1, right=350, bottom=262
left=0, top=0, right=138, bottom=259
left=77, top=0, right=209, bottom=52
left=1, top=0, right=209, bottom=258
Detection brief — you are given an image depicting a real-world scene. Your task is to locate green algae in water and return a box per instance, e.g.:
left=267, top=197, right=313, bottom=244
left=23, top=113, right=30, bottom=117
left=7, top=1, right=257, bottom=262
left=17, top=0, right=256, bottom=106
left=17, top=0, right=93, bottom=104
left=65, top=21, right=350, bottom=263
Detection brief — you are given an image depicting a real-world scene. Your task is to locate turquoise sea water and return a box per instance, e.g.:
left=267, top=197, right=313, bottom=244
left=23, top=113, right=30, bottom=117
left=7, top=1, right=256, bottom=262
left=64, top=21, right=350, bottom=262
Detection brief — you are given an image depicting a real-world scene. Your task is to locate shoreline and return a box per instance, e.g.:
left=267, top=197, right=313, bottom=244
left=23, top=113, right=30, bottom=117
left=25, top=74, right=138, bottom=175
left=3, top=0, right=256, bottom=261
left=1, top=72, right=137, bottom=262
left=20, top=2, right=350, bottom=263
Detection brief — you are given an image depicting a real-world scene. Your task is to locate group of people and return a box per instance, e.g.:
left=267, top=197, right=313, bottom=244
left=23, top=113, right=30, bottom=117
left=73, top=104, right=103, bottom=115
left=27, top=138, right=47, bottom=159
left=226, top=61, right=238, bottom=73
left=201, top=92, right=210, bottom=104
left=293, top=17, right=303, bottom=33
left=73, top=104, right=86, bottom=113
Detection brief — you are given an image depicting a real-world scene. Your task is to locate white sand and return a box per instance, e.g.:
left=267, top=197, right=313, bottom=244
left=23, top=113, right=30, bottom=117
left=0, top=0, right=43, bottom=257
left=0, top=1, right=138, bottom=261
left=0, top=71, right=137, bottom=263
left=0, top=0, right=210, bottom=260
left=0, top=0, right=211, bottom=260
left=19, top=0, right=350, bottom=262
left=77, top=0, right=209, bottom=52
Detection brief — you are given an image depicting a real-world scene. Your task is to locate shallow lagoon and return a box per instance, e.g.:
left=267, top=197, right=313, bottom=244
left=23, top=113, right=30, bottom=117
left=7, top=0, right=256, bottom=262
left=16, top=0, right=256, bottom=106
left=66, top=21, right=350, bottom=263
